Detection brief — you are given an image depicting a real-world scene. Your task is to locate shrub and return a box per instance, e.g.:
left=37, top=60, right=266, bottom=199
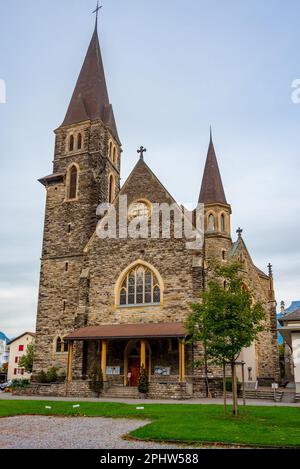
left=36, top=370, right=48, bottom=383
left=58, top=370, right=66, bottom=383
left=88, top=361, right=103, bottom=397
left=138, top=365, right=149, bottom=395
left=226, top=378, right=242, bottom=393
left=47, top=367, right=58, bottom=383
left=11, top=379, right=30, bottom=389
left=36, top=368, right=59, bottom=384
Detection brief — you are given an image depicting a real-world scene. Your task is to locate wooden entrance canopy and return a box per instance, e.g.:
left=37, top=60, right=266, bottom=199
left=65, top=323, right=187, bottom=341
left=65, top=323, right=187, bottom=385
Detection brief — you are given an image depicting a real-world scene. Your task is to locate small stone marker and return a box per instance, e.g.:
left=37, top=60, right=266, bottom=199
left=45, top=406, right=52, bottom=410
left=136, top=407, right=144, bottom=410
left=73, top=405, right=80, bottom=408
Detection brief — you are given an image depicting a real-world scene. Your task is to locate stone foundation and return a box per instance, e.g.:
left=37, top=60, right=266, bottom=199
left=13, top=380, right=96, bottom=398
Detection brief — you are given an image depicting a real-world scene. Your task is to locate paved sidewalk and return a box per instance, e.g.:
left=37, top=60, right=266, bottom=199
left=1, top=392, right=299, bottom=407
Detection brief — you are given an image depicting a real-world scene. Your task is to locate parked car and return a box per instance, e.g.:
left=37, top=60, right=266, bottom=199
left=0, top=380, right=12, bottom=391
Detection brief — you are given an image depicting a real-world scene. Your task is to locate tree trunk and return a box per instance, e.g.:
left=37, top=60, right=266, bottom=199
left=231, top=361, right=239, bottom=416
left=223, top=362, right=227, bottom=416
left=204, top=341, right=210, bottom=398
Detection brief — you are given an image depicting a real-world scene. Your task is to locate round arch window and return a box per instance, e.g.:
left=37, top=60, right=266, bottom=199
left=128, top=201, right=151, bottom=221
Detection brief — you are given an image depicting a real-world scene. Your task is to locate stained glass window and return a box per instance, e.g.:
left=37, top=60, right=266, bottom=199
left=119, top=265, right=161, bottom=306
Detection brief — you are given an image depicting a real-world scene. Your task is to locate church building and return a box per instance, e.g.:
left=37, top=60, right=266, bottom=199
left=32, top=15, right=279, bottom=398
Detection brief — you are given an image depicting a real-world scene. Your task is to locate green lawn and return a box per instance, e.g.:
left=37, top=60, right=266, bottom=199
left=0, top=401, right=299, bottom=447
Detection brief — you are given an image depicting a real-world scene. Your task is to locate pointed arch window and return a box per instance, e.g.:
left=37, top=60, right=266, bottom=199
left=208, top=214, right=216, bottom=232
left=77, top=133, right=82, bottom=150
left=68, top=165, right=78, bottom=200
left=113, top=147, right=117, bottom=165
left=108, top=174, right=115, bottom=203
left=56, top=337, right=62, bottom=353
left=220, top=214, right=226, bottom=232
left=69, top=134, right=75, bottom=152
left=109, top=141, right=113, bottom=159
left=55, top=336, right=69, bottom=353
left=119, top=265, right=161, bottom=306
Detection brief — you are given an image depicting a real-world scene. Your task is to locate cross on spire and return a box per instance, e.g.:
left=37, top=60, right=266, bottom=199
left=93, top=1, right=102, bottom=29
left=268, top=263, right=273, bottom=277
left=137, top=146, right=147, bottom=160
left=236, top=227, right=243, bottom=238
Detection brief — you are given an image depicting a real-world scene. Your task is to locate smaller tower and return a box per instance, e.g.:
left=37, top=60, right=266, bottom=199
left=199, top=130, right=232, bottom=263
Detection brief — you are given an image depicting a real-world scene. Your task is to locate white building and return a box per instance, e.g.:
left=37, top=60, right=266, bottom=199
left=280, top=308, right=300, bottom=393
left=0, top=332, right=10, bottom=368
left=7, top=332, right=35, bottom=381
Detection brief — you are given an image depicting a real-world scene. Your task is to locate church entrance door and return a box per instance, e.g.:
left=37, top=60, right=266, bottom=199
left=129, top=358, right=140, bottom=386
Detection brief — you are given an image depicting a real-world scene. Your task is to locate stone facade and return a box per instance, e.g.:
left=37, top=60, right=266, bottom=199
left=32, top=21, right=280, bottom=397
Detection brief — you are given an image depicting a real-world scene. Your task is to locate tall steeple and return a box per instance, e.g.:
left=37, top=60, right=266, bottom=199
left=199, top=130, right=231, bottom=241
left=199, top=129, right=227, bottom=205
left=61, top=17, right=120, bottom=143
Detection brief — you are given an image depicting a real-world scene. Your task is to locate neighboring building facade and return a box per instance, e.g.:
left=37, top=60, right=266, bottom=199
left=32, top=16, right=279, bottom=397
left=0, top=332, right=10, bottom=368
left=280, top=302, right=300, bottom=392
left=7, top=333, right=35, bottom=381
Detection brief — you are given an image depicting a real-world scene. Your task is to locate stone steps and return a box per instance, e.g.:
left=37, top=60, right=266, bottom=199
left=102, top=386, right=139, bottom=399
left=244, top=390, right=284, bottom=401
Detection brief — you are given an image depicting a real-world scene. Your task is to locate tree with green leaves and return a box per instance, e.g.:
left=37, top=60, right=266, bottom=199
left=88, top=361, right=103, bottom=397
left=138, top=365, right=149, bottom=395
left=19, top=343, right=34, bottom=374
left=188, top=262, right=266, bottom=415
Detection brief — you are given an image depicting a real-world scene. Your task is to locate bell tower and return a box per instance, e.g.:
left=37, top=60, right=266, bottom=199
left=34, top=12, right=121, bottom=373
left=39, top=14, right=121, bottom=259
left=198, top=130, right=232, bottom=264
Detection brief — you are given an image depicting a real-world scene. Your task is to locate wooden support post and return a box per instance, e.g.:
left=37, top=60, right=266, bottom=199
left=179, top=339, right=182, bottom=383
left=140, top=340, right=146, bottom=369
left=67, top=340, right=73, bottom=383
left=181, top=339, right=186, bottom=383
left=101, top=340, right=107, bottom=383
left=179, top=339, right=186, bottom=383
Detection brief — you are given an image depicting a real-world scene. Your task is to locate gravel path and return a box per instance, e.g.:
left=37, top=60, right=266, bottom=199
left=0, top=416, right=184, bottom=449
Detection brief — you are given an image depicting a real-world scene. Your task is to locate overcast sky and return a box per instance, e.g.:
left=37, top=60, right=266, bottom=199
left=0, top=0, right=300, bottom=338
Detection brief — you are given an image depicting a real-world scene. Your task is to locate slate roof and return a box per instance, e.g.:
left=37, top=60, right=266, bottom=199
left=61, top=24, right=120, bottom=144
left=199, top=133, right=228, bottom=205
left=282, top=308, right=300, bottom=322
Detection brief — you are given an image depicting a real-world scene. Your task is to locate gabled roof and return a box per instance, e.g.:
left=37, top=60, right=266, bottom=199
left=7, top=332, right=35, bottom=345
left=199, top=132, right=228, bottom=205
left=281, top=308, right=300, bottom=322
left=61, top=25, right=120, bottom=143
left=255, top=266, right=269, bottom=280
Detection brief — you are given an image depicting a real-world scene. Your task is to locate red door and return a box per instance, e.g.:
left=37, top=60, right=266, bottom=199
left=129, top=359, right=140, bottom=386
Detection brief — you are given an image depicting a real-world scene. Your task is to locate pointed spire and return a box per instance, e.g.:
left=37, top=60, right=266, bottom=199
left=198, top=130, right=228, bottom=205
left=61, top=15, right=120, bottom=143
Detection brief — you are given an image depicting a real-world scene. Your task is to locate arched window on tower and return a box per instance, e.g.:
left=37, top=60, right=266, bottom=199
left=108, top=174, right=115, bottom=203
left=113, top=147, right=117, bottom=165
left=119, top=264, right=162, bottom=306
left=69, top=134, right=74, bottom=152
left=208, top=214, right=216, bottom=232
left=56, top=337, right=62, bottom=353
left=68, top=165, right=78, bottom=200
left=77, top=133, right=82, bottom=150
left=109, top=141, right=113, bottom=159
left=220, top=214, right=226, bottom=232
